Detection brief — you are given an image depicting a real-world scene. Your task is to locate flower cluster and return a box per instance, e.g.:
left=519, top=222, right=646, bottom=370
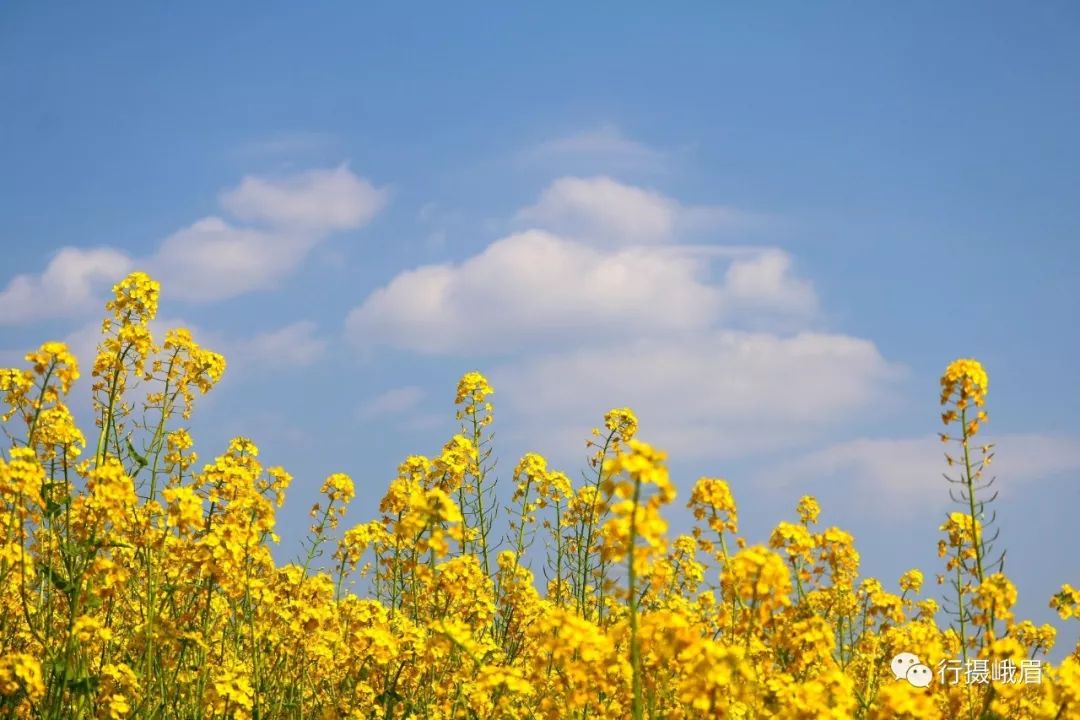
left=0, top=274, right=1077, bottom=719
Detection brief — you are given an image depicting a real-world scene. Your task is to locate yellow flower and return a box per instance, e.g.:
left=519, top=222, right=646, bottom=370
left=972, top=573, right=1018, bottom=625
left=25, top=340, right=80, bottom=395
left=721, top=545, right=793, bottom=616
left=33, top=402, right=87, bottom=460
left=1051, top=584, right=1080, bottom=620
left=72, top=614, right=114, bottom=643
left=603, top=407, right=639, bottom=442
left=1, top=287, right=1075, bottom=720
left=689, top=476, right=738, bottom=535
left=321, top=472, right=355, bottom=505
left=0, top=447, right=46, bottom=508
left=431, top=434, right=478, bottom=491
left=205, top=665, right=255, bottom=719
left=162, top=485, right=204, bottom=533
left=158, top=327, right=226, bottom=419
left=797, top=495, right=821, bottom=525
left=0, top=653, right=45, bottom=701
left=899, top=569, right=924, bottom=594
left=455, top=370, right=494, bottom=426
left=0, top=367, right=33, bottom=422
left=940, top=357, right=989, bottom=409
left=107, top=271, right=160, bottom=323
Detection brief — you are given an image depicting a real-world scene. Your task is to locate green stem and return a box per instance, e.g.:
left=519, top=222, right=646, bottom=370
left=627, top=475, right=643, bottom=720
left=95, top=344, right=134, bottom=466
left=579, top=432, right=614, bottom=617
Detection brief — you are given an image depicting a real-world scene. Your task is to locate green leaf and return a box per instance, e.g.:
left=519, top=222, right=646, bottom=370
left=39, top=562, right=73, bottom=596
left=125, top=436, right=148, bottom=468
left=65, top=674, right=99, bottom=695
left=43, top=498, right=65, bottom=519
left=49, top=657, right=68, bottom=679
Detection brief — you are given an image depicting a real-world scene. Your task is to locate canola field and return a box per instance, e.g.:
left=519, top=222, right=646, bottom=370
left=1, top=272, right=1078, bottom=719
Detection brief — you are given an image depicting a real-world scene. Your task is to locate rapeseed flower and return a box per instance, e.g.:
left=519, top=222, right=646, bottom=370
left=0, top=275, right=1076, bottom=720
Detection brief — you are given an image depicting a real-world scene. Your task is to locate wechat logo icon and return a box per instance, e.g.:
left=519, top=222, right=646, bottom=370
left=891, top=652, right=933, bottom=688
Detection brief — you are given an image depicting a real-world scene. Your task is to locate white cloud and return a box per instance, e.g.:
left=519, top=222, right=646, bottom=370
left=493, top=331, right=901, bottom=460
left=220, top=165, right=387, bottom=233
left=158, top=166, right=385, bottom=300
left=517, top=176, right=679, bottom=245
left=358, top=386, right=425, bottom=420
left=348, top=177, right=807, bottom=355
left=148, top=218, right=300, bottom=301
left=346, top=238, right=816, bottom=355
left=516, top=176, right=755, bottom=247
left=346, top=230, right=736, bottom=354
left=764, top=434, right=1080, bottom=514
left=164, top=319, right=328, bottom=375
left=227, top=321, right=328, bottom=370
left=0, top=248, right=133, bottom=325
left=0, top=166, right=387, bottom=318
left=345, top=176, right=896, bottom=461
left=723, top=248, right=817, bottom=316
left=524, top=125, right=669, bottom=170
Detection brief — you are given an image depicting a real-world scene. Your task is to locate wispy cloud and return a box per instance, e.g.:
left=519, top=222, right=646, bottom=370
left=0, top=165, right=388, bottom=321
left=522, top=125, right=671, bottom=172
left=0, top=248, right=133, bottom=324
left=153, top=166, right=387, bottom=301
left=762, top=434, right=1080, bottom=516
left=416, top=202, right=465, bottom=252
left=516, top=176, right=757, bottom=245
left=493, top=331, right=902, bottom=460
left=357, top=386, right=425, bottom=420
left=227, top=321, right=328, bottom=370
left=232, top=131, right=338, bottom=161
left=220, top=165, right=386, bottom=233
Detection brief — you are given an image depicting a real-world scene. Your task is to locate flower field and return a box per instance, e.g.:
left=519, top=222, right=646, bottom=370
left=1, top=271, right=1078, bottom=720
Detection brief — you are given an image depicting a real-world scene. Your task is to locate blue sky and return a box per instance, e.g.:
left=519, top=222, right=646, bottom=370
left=2, top=3, right=1078, bottom=658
